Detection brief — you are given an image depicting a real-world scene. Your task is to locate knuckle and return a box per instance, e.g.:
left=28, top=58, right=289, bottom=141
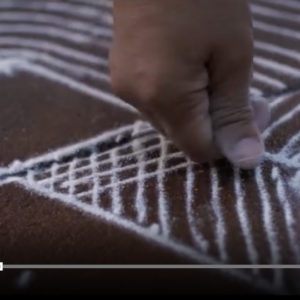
left=111, top=62, right=163, bottom=108
left=212, top=104, right=254, bottom=131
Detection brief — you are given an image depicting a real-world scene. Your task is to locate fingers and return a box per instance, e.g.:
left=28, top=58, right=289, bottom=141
left=110, top=57, right=215, bottom=164
left=150, top=86, right=214, bottom=164
left=208, top=30, right=266, bottom=169
left=208, top=96, right=271, bottom=162
left=109, top=0, right=268, bottom=169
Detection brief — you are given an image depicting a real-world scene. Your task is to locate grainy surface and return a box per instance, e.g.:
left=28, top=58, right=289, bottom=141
left=1, top=0, right=300, bottom=295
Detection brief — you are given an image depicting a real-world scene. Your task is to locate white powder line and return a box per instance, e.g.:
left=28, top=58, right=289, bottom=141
left=255, top=41, right=300, bottom=81
left=3, top=121, right=153, bottom=175
left=280, top=131, right=300, bottom=158
left=0, top=22, right=112, bottom=41
left=254, top=56, right=300, bottom=77
left=253, top=71, right=286, bottom=90
left=0, top=12, right=112, bottom=36
left=272, top=167, right=300, bottom=264
left=289, top=170, right=300, bottom=219
left=27, top=170, right=35, bottom=186
left=11, top=178, right=283, bottom=294
left=97, top=136, right=168, bottom=163
left=110, top=148, right=122, bottom=215
left=5, top=60, right=136, bottom=112
left=0, top=49, right=110, bottom=83
left=251, top=0, right=300, bottom=12
left=269, top=89, right=300, bottom=110
left=34, top=135, right=162, bottom=184
left=70, top=0, right=112, bottom=9
left=255, top=41, right=300, bottom=61
left=288, top=153, right=300, bottom=166
left=2, top=109, right=298, bottom=290
left=0, top=0, right=101, bottom=18
left=265, top=152, right=300, bottom=170
left=73, top=161, right=189, bottom=198
left=290, top=169, right=300, bottom=191
left=67, top=159, right=78, bottom=196
left=233, top=168, right=259, bottom=274
left=255, top=166, right=283, bottom=288
left=291, top=155, right=300, bottom=169
left=0, top=24, right=96, bottom=44
left=210, top=167, right=228, bottom=262
left=251, top=4, right=300, bottom=24
left=0, top=37, right=107, bottom=66
left=253, top=20, right=300, bottom=44
left=50, top=163, right=59, bottom=192
left=263, top=102, right=300, bottom=139
left=90, top=151, right=100, bottom=207
left=157, top=136, right=170, bottom=237
left=250, top=87, right=263, bottom=96
left=90, top=131, right=157, bottom=159
left=0, top=57, right=24, bottom=76
left=132, top=121, right=148, bottom=224
left=185, top=164, right=209, bottom=252
left=61, top=151, right=184, bottom=189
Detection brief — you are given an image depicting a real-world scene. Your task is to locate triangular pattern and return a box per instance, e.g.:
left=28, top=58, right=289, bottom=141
left=0, top=90, right=299, bottom=293
left=1, top=0, right=300, bottom=294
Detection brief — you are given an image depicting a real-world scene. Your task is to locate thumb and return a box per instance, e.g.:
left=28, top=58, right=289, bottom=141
left=209, top=38, right=265, bottom=169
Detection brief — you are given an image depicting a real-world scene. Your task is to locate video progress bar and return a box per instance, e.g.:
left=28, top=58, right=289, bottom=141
left=1, top=264, right=300, bottom=269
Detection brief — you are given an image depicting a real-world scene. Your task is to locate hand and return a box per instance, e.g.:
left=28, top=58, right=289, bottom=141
left=109, top=0, right=270, bottom=169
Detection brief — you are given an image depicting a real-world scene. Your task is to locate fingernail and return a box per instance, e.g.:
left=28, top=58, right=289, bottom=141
left=231, top=137, right=265, bottom=169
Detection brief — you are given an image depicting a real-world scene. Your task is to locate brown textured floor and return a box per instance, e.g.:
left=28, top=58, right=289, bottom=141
left=1, top=0, right=300, bottom=295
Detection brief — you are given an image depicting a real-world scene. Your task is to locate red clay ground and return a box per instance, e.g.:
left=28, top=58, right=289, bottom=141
left=1, top=0, right=300, bottom=295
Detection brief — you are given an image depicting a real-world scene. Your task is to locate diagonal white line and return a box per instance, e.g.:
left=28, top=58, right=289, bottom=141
left=251, top=0, right=300, bottom=12
left=210, top=167, right=227, bottom=262
left=255, top=165, right=283, bottom=288
left=0, top=0, right=101, bottom=18
left=90, top=151, right=100, bottom=207
left=234, top=168, right=259, bottom=274
left=68, top=159, right=78, bottom=196
left=0, top=12, right=112, bottom=35
left=251, top=4, right=300, bottom=24
left=250, top=87, right=263, bottom=96
left=132, top=122, right=148, bottom=224
left=0, top=49, right=110, bottom=82
left=110, top=148, right=122, bottom=215
left=272, top=167, right=300, bottom=263
left=253, top=20, right=300, bottom=43
left=254, top=56, right=300, bottom=77
left=253, top=71, right=286, bottom=89
left=0, top=24, right=96, bottom=44
left=1, top=59, right=136, bottom=112
left=61, top=151, right=184, bottom=189
left=185, top=164, right=209, bottom=252
left=157, top=136, right=170, bottom=237
left=255, top=40, right=300, bottom=63
left=0, top=37, right=108, bottom=66
left=50, top=163, right=59, bottom=192
left=14, top=178, right=284, bottom=294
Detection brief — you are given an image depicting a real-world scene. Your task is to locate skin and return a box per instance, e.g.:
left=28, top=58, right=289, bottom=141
left=109, top=0, right=271, bottom=169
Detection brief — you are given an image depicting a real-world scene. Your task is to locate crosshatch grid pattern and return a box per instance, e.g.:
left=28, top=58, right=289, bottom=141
left=1, top=0, right=300, bottom=295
